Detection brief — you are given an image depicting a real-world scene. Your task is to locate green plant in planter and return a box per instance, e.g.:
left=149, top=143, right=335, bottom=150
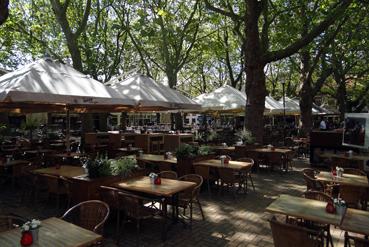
left=198, top=145, right=214, bottom=156
left=110, top=157, right=137, bottom=177
left=235, top=129, right=255, bottom=144
left=0, top=124, right=7, bottom=143
left=84, top=156, right=112, bottom=178
left=175, top=144, right=198, bottom=159
left=20, top=116, right=40, bottom=141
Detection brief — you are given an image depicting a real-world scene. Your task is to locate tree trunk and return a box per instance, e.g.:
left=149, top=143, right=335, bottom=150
left=0, top=0, right=9, bottom=25
left=244, top=0, right=266, bottom=144
left=336, top=79, right=347, bottom=121
left=299, top=83, right=313, bottom=136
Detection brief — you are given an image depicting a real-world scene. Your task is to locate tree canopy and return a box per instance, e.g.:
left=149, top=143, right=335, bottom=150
left=1, top=0, right=369, bottom=140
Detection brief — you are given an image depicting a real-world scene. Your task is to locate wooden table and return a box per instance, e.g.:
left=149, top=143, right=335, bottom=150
left=0, top=217, right=102, bottom=247
left=163, top=134, right=194, bottom=152
left=112, top=176, right=196, bottom=240
left=33, top=165, right=86, bottom=178
left=24, top=149, right=55, bottom=155
left=0, top=159, right=30, bottom=168
left=316, top=171, right=369, bottom=188
left=319, top=152, right=369, bottom=169
left=113, top=147, right=142, bottom=156
left=194, top=159, right=252, bottom=171
left=340, top=208, right=369, bottom=235
left=48, top=152, right=84, bottom=158
left=211, top=146, right=236, bottom=156
left=112, top=176, right=194, bottom=197
left=266, top=194, right=343, bottom=226
left=250, top=147, right=293, bottom=154
left=136, top=154, right=177, bottom=165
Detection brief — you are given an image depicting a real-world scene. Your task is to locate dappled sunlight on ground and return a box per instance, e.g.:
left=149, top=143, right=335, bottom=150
left=0, top=158, right=347, bottom=246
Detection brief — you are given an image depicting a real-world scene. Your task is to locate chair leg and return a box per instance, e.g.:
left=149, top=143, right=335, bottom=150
left=136, top=219, right=140, bottom=246
left=249, top=174, right=255, bottom=192
left=196, top=198, right=205, bottom=220
left=190, top=202, right=193, bottom=228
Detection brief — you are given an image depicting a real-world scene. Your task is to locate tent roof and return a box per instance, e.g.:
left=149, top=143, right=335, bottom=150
left=0, top=59, right=135, bottom=112
left=109, top=74, right=200, bottom=111
left=194, top=85, right=246, bottom=112
left=278, top=97, right=333, bottom=115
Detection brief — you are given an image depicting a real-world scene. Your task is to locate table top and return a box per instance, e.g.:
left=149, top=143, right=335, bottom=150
left=0, top=160, right=30, bottom=167
left=211, top=146, right=236, bottom=151
left=164, top=133, right=194, bottom=137
left=266, top=194, right=343, bottom=226
left=0, top=217, right=102, bottom=247
left=24, top=149, right=55, bottom=154
left=340, top=208, right=369, bottom=235
left=319, top=152, right=369, bottom=161
left=194, top=159, right=252, bottom=171
left=33, top=165, right=86, bottom=178
left=137, top=154, right=177, bottom=164
left=316, top=171, right=369, bottom=188
left=115, top=147, right=141, bottom=152
left=49, top=152, right=84, bottom=158
left=112, top=176, right=195, bottom=197
left=250, top=148, right=293, bottom=154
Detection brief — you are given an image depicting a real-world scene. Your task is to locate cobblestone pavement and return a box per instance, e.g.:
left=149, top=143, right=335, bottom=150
left=0, top=158, right=346, bottom=247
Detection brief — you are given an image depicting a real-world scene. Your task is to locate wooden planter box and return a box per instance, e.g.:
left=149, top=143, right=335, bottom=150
left=176, top=154, right=216, bottom=177
left=70, top=169, right=145, bottom=203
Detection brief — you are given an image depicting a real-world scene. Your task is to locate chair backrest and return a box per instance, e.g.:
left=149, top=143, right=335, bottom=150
left=339, top=185, right=365, bottom=209
left=61, top=200, right=110, bottom=234
left=302, top=168, right=318, bottom=178
left=116, top=191, right=155, bottom=219
left=157, top=162, right=173, bottom=172
left=0, top=215, right=27, bottom=232
left=179, top=174, right=203, bottom=199
left=268, top=152, right=284, bottom=164
left=344, top=168, right=367, bottom=176
left=304, top=190, right=333, bottom=203
left=303, top=174, right=322, bottom=191
left=345, top=232, right=369, bottom=247
left=218, top=167, right=236, bottom=184
left=158, top=170, right=178, bottom=179
left=38, top=173, right=60, bottom=193
left=269, top=216, right=323, bottom=247
left=99, top=186, right=119, bottom=209
left=194, top=165, right=210, bottom=179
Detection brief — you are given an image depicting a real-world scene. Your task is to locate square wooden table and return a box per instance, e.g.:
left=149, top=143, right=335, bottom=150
left=250, top=147, right=293, bottom=154
left=316, top=171, right=369, bottom=188
left=194, top=159, right=252, bottom=171
left=340, top=208, right=369, bottom=235
left=33, top=165, right=86, bottom=178
left=137, top=154, right=177, bottom=165
left=112, top=176, right=194, bottom=197
left=266, top=194, right=343, bottom=226
left=0, top=217, right=102, bottom=246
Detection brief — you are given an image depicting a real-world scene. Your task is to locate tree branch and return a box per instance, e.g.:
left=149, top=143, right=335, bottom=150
left=263, top=0, right=352, bottom=63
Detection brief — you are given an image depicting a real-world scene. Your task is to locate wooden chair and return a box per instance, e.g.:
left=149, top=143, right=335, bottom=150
left=339, top=185, right=366, bottom=209
left=158, top=171, right=178, bottom=179
left=194, top=165, right=212, bottom=194
left=38, top=173, right=72, bottom=210
left=0, top=215, right=27, bottom=232
left=61, top=200, right=110, bottom=234
left=99, top=186, right=121, bottom=240
left=157, top=162, right=173, bottom=172
left=237, top=158, right=255, bottom=192
left=117, top=190, right=163, bottom=244
left=268, top=152, right=285, bottom=171
left=344, top=232, right=369, bottom=247
left=178, top=174, right=205, bottom=226
left=304, top=191, right=334, bottom=247
left=269, top=216, right=324, bottom=247
left=218, top=167, right=244, bottom=196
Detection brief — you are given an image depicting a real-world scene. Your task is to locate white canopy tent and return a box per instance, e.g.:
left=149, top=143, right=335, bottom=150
left=194, top=85, right=285, bottom=114
left=0, top=58, right=136, bottom=150
left=278, top=97, right=332, bottom=115
left=0, top=58, right=135, bottom=112
left=194, top=85, right=246, bottom=112
left=109, top=74, right=201, bottom=111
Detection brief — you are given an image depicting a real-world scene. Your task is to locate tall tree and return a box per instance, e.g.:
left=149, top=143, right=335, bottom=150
left=205, top=0, right=353, bottom=142
left=0, top=0, right=9, bottom=25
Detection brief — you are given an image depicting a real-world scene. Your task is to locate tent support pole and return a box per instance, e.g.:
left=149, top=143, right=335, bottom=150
left=66, top=108, right=71, bottom=152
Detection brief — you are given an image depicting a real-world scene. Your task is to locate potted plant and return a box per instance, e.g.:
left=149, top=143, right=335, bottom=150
left=235, top=129, right=255, bottom=145
left=83, top=156, right=112, bottom=178
left=110, top=157, right=137, bottom=178
left=175, top=144, right=216, bottom=176
left=20, top=116, right=40, bottom=142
